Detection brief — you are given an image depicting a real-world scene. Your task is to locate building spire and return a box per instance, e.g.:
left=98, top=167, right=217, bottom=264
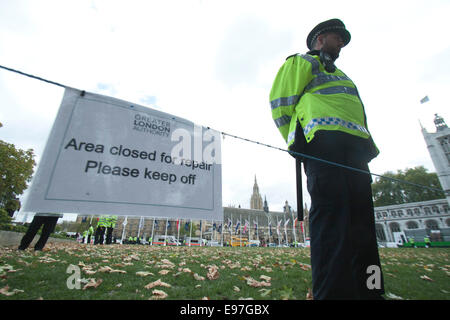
left=434, top=114, right=448, bottom=132
left=263, top=195, right=269, bottom=213
left=250, top=175, right=263, bottom=210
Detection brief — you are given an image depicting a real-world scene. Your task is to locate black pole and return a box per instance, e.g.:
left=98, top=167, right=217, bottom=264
left=296, top=158, right=304, bottom=221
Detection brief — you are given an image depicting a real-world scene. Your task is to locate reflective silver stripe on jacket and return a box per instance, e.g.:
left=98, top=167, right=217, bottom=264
left=287, top=131, right=295, bottom=145
left=303, top=117, right=369, bottom=136
left=274, top=115, right=291, bottom=128
left=270, top=94, right=300, bottom=110
left=299, top=54, right=320, bottom=75
left=305, top=74, right=351, bottom=91
left=312, top=86, right=358, bottom=96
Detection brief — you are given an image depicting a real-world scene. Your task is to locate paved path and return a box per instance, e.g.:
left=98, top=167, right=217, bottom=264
left=0, top=230, right=74, bottom=248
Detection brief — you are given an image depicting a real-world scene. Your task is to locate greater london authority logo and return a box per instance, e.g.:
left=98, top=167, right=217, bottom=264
left=133, top=113, right=171, bottom=137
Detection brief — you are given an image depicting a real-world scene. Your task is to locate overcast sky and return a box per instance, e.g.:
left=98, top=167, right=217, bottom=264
left=1, top=0, right=449, bottom=221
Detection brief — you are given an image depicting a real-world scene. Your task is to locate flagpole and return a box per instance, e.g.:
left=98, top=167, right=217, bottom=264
left=256, top=217, right=259, bottom=243
left=240, top=214, right=242, bottom=247
left=230, top=214, right=233, bottom=246
left=141, top=217, right=146, bottom=243
left=177, top=219, right=180, bottom=246
left=164, top=218, right=168, bottom=246
left=284, top=219, right=289, bottom=246
left=199, top=220, right=203, bottom=246
left=150, top=217, right=155, bottom=246
left=221, top=222, right=224, bottom=246
left=277, top=217, right=280, bottom=247
left=137, top=217, right=143, bottom=239
left=189, top=219, right=193, bottom=247
left=121, top=216, right=128, bottom=244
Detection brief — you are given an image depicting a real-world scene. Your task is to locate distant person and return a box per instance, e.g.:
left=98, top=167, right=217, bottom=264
left=105, top=215, right=118, bottom=245
left=87, top=225, right=94, bottom=244
left=18, top=212, right=62, bottom=251
left=94, top=215, right=108, bottom=245
left=424, top=236, right=431, bottom=248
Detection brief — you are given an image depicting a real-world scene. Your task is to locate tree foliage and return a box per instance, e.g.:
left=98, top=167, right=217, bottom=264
left=371, top=166, right=445, bottom=207
left=0, top=139, right=36, bottom=208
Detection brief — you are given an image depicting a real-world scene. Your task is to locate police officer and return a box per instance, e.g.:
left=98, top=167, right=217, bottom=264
left=409, top=237, right=416, bottom=248
left=424, top=236, right=431, bottom=248
left=82, top=230, right=88, bottom=243
left=88, top=225, right=94, bottom=244
left=270, top=19, right=383, bottom=300
left=105, top=215, right=118, bottom=245
left=94, top=216, right=108, bottom=245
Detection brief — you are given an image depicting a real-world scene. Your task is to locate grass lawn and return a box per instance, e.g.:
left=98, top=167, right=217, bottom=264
left=0, top=243, right=449, bottom=300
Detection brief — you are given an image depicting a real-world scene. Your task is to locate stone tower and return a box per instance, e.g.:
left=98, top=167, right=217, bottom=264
left=422, top=114, right=450, bottom=205
left=250, top=175, right=263, bottom=210
left=263, top=196, right=269, bottom=213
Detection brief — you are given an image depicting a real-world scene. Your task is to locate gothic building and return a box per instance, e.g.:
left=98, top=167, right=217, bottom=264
left=374, top=114, right=450, bottom=244
left=422, top=114, right=450, bottom=205
left=250, top=176, right=263, bottom=210
left=75, top=176, right=309, bottom=245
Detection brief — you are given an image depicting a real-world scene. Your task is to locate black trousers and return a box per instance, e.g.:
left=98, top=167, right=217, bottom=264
left=302, top=131, right=384, bottom=300
left=18, top=216, right=58, bottom=251
left=105, top=227, right=114, bottom=244
left=94, top=227, right=106, bottom=245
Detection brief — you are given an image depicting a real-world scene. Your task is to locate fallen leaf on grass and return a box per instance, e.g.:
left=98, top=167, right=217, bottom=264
left=194, top=273, right=205, bottom=281
left=160, top=259, right=175, bottom=268
left=244, top=276, right=270, bottom=288
left=306, top=288, right=313, bottom=300
left=259, top=275, right=271, bottom=282
left=420, top=275, right=433, bottom=282
left=233, top=286, right=240, bottom=292
left=207, top=266, right=219, bottom=280
left=136, top=271, right=154, bottom=277
left=259, top=288, right=271, bottom=297
left=260, top=266, right=272, bottom=272
left=144, top=279, right=172, bottom=290
left=98, top=266, right=127, bottom=274
left=298, top=263, right=311, bottom=271
left=82, top=278, right=103, bottom=290
left=0, top=285, right=24, bottom=296
left=150, top=289, right=168, bottom=300
left=83, top=269, right=97, bottom=275
left=159, top=270, right=170, bottom=275
left=386, top=292, right=404, bottom=300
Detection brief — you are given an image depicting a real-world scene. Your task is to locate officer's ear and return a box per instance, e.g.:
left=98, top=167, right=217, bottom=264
left=314, top=33, right=327, bottom=50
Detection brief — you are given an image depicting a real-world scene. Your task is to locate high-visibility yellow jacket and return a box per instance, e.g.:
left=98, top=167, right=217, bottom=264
left=97, top=215, right=108, bottom=227
left=106, top=215, right=118, bottom=228
left=270, top=52, right=378, bottom=159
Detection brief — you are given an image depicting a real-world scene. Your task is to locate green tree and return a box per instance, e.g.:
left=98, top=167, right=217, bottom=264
left=0, top=208, right=12, bottom=226
left=0, top=139, right=36, bottom=208
left=372, top=166, right=445, bottom=207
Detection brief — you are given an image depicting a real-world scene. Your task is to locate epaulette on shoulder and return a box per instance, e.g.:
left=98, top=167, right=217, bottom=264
left=285, top=53, right=300, bottom=60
